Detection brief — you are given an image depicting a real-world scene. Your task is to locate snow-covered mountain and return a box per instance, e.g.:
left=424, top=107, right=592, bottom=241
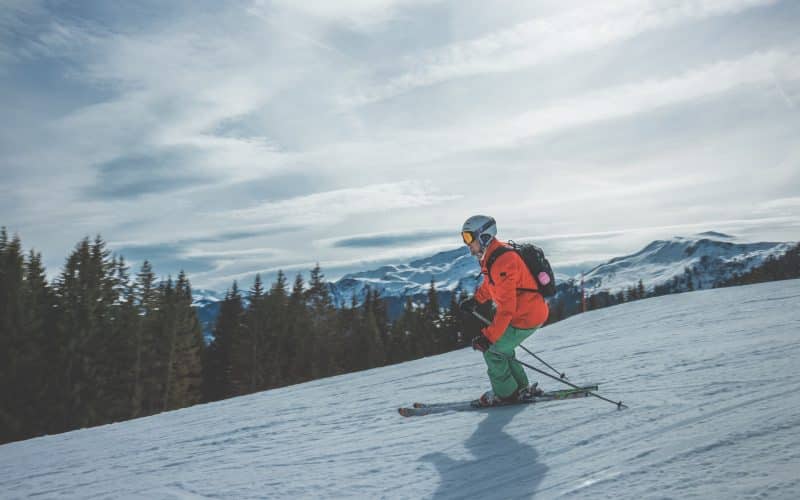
left=191, top=289, right=226, bottom=344
left=3, top=279, right=799, bottom=498
left=329, top=232, right=795, bottom=305
left=191, top=288, right=226, bottom=307
left=328, top=246, right=478, bottom=308
left=578, top=232, right=796, bottom=295
left=190, top=232, right=795, bottom=337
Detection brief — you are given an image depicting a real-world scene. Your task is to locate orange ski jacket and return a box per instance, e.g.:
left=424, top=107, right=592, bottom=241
left=474, top=238, right=550, bottom=343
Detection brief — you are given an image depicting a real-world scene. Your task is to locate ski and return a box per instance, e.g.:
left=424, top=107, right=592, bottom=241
left=398, top=384, right=598, bottom=417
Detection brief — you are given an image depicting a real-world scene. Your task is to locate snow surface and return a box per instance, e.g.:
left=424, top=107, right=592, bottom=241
left=2, top=280, right=800, bottom=499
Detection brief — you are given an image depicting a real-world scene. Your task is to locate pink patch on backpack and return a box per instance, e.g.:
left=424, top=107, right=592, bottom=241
left=537, top=271, right=551, bottom=285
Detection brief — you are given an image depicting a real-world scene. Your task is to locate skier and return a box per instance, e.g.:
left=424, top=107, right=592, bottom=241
left=459, top=215, right=549, bottom=406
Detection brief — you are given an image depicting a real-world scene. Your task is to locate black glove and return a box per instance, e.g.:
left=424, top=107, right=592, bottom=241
left=459, top=297, right=477, bottom=313
left=471, top=335, right=492, bottom=352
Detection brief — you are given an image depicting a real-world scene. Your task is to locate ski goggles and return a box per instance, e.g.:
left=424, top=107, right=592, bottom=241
left=461, top=217, right=495, bottom=245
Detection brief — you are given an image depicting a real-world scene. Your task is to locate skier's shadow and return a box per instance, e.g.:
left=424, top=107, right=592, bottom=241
left=421, top=406, right=548, bottom=499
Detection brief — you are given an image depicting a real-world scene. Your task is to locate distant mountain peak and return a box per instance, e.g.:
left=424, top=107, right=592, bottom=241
left=696, top=231, right=734, bottom=239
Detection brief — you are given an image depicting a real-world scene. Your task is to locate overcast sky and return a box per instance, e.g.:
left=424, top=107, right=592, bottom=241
left=2, top=0, right=799, bottom=290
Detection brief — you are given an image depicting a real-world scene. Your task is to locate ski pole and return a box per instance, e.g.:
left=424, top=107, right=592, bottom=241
left=500, top=351, right=628, bottom=410
left=471, top=310, right=627, bottom=409
left=471, top=310, right=568, bottom=379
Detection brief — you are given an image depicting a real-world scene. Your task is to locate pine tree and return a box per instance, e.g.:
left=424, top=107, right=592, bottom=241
left=369, top=288, right=391, bottom=360
left=284, top=273, right=312, bottom=383
left=306, top=264, right=336, bottom=378
left=244, top=274, right=270, bottom=392
left=339, top=293, right=360, bottom=372
left=131, top=260, right=157, bottom=417
left=163, top=271, right=204, bottom=410
left=53, top=237, right=111, bottom=428
left=637, top=279, right=646, bottom=299
left=268, top=271, right=289, bottom=386
left=440, top=291, right=463, bottom=352
left=362, top=300, right=386, bottom=369
left=157, top=276, right=179, bottom=411
left=101, top=255, right=137, bottom=422
left=286, top=273, right=311, bottom=382
left=684, top=269, right=695, bottom=291
left=220, top=282, right=247, bottom=397
left=22, top=249, right=60, bottom=435
left=404, top=296, right=430, bottom=359
left=419, top=279, right=441, bottom=354
left=0, top=231, right=27, bottom=442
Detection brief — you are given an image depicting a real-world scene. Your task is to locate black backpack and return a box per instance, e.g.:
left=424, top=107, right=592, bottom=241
left=485, top=241, right=557, bottom=297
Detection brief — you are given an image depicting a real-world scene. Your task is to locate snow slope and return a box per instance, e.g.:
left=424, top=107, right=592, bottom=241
left=2, top=280, right=799, bottom=499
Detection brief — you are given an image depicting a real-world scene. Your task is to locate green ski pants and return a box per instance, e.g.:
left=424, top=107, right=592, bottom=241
left=483, top=325, right=539, bottom=399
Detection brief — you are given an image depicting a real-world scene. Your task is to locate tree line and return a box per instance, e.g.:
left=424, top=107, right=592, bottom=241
left=201, top=263, right=480, bottom=400
left=0, top=229, right=205, bottom=444
left=0, top=229, right=482, bottom=444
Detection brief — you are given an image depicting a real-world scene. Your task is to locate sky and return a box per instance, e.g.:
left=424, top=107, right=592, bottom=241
left=2, top=0, right=799, bottom=291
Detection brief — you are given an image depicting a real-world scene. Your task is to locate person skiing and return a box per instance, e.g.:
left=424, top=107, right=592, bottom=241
left=459, top=215, right=549, bottom=406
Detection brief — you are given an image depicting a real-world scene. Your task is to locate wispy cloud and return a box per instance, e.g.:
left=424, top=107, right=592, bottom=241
left=113, top=242, right=220, bottom=276
left=230, top=181, right=461, bottom=227
left=328, top=229, right=453, bottom=248
left=347, top=0, right=779, bottom=105
left=87, top=150, right=215, bottom=199
left=261, top=0, right=440, bottom=31
left=423, top=49, right=800, bottom=151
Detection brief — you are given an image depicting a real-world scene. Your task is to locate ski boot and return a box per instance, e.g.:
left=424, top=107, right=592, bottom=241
left=473, top=389, right=519, bottom=408
left=518, top=382, right=544, bottom=400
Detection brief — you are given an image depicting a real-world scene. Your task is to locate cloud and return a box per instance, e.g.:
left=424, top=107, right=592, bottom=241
left=114, top=242, right=220, bottom=276
left=182, top=230, right=265, bottom=244
left=330, top=229, right=453, bottom=248
left=414, top=49, right=800, bottom=153
left=113, top=230, right=285, bottom=278
left=231, top=181, right=460, bottom=227
left=755, top=196, right=800, bottom=216
left=87, top=150, right=214, bottom=199
left=260, top=0, right=440, bottom=31
left=347, top=0, right=779, bottom=105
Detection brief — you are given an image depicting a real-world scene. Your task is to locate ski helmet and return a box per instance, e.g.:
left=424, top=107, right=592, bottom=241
left=461, top=215, right=497, bottom=249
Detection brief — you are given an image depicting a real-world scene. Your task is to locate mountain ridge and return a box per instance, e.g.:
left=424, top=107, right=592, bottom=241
left=329, top=232, right=794, bottom=304
left=191, top=232, right=796, bottom=337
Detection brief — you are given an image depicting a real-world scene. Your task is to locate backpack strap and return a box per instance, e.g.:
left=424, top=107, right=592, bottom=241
left=484, top=245, right=512, bottom=286
left=484, top=244, right=541, bottom=294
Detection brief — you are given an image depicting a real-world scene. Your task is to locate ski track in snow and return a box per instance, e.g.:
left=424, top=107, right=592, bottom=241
left=1, top=280, right=799, bottom=499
